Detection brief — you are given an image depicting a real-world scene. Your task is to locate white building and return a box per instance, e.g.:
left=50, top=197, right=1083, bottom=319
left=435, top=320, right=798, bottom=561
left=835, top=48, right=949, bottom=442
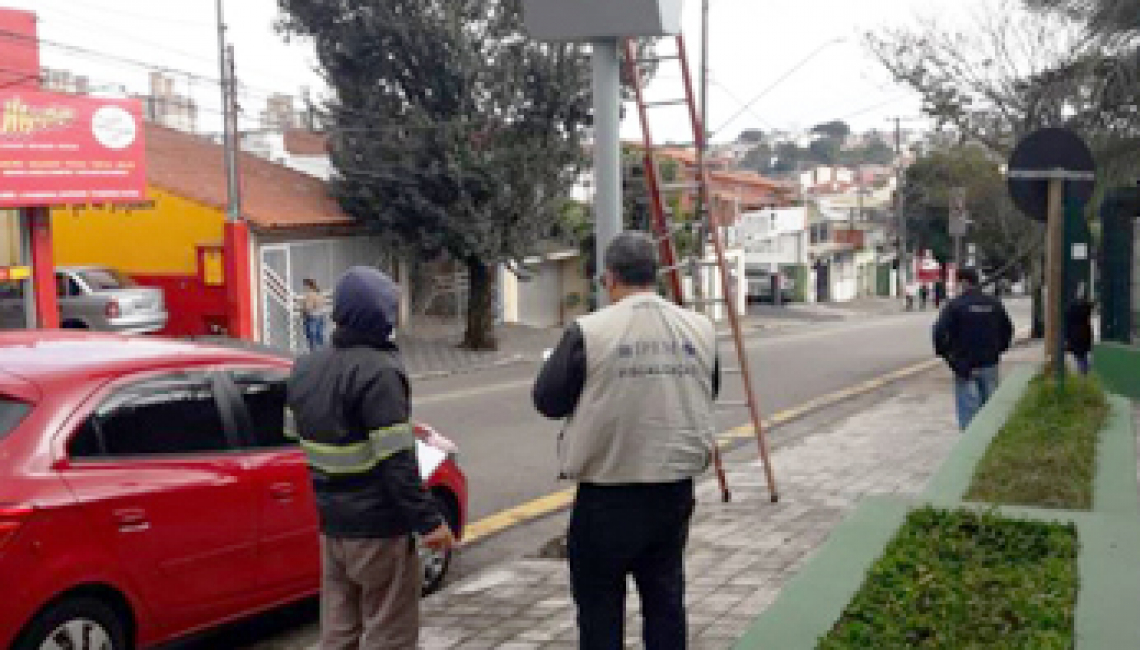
left=737, top=207, right=809, bottom=272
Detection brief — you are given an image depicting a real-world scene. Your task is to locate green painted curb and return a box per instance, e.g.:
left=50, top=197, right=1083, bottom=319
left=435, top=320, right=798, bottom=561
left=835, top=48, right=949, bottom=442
left=1094, top=342, right=1140, bottom=401
left=1093, top=394, right=1139, bottom=516
left=920, top=366, right=1035, bottom=501
left=1076, top=515, right=1140, bottom=648
left=733, top=497, right=910, bottom=650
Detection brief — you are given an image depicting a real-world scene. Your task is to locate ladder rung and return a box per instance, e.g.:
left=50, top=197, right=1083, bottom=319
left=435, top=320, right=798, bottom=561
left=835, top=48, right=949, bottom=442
left=716, top=330, right=736, bottom=339
left=717, top=400, right=751, bottom=408
left=644, top=99, right=688, bottom=109
left=637, top=55, right=680, bottom=64
left=722, top=367, right=744, bottom=374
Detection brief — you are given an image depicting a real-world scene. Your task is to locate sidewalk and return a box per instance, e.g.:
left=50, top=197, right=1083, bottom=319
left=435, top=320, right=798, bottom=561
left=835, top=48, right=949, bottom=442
left=397, top=344, right=1044, bottom=649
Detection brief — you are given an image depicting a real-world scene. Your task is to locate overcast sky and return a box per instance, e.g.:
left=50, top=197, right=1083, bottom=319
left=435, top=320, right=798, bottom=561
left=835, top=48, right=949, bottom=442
left=7, top=0, right=987, bottom=143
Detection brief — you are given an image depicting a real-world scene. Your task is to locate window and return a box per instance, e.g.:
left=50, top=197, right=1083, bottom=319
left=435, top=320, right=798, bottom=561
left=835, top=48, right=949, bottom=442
left=69, top=374, right=230, bottom=458
left=0, top=397, right=30, bottom=443
left=230, top=370, right=293, bottom=448
left=78, top=268, right=136, bottom=291
left=55, top=274, right=82, bottom=298
left=0, top=280, right=22, bottom=300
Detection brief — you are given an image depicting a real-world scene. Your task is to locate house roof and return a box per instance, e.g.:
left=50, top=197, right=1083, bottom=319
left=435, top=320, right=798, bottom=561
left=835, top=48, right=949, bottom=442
left=145, top=124, right=352, bottom=230
left=283, top=129, right=328, bottom=156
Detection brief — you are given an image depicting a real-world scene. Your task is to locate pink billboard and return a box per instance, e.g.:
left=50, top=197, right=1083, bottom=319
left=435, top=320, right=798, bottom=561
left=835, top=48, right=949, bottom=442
left=0, top=90, right=147, bottom=206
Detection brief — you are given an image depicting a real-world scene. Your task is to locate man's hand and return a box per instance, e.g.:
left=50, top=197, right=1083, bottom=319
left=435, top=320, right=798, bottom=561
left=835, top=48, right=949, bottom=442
left=421, top=522, right=457, bottom=551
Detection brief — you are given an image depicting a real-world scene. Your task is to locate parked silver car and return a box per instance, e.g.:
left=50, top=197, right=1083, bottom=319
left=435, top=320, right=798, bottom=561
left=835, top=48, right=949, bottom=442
left=0, top=266, right=168, bottom=333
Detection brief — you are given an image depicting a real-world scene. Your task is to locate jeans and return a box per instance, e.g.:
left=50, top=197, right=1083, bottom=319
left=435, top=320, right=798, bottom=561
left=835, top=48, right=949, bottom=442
left=567, top=479, right=694, bottom=650
left=1073, top=353, right=1091, bottom=375
left=304, top=314, right=325, bottom=350
left=954, top=365, right=1000, bottom=431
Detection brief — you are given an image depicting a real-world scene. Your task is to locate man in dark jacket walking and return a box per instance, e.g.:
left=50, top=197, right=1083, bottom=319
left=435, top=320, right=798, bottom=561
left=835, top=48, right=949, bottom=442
left=933, top=268, right=1014, bottom=430
left=288, top=266, right=455, bottom=650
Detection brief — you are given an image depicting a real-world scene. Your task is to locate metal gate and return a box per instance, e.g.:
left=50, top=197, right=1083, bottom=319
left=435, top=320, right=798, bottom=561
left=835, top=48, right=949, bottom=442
left=259, top=237, right=392, bottom=353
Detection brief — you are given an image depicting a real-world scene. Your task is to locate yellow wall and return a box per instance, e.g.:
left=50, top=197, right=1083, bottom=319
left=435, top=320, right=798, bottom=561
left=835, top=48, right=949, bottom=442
left=0, top=210, right=18, bottom=266
left=51, top=186, right=224, bottom=274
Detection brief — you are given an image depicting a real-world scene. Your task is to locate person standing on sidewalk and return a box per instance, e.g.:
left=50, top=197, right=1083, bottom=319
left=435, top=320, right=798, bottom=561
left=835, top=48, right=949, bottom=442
left=933, top=267, right=1014, bottom=430
left=301, top=278, right=328, bottom=350
left=1066, top=284, right=1095, bottom=375
left=288, top=267, right=455, bottom=650
left=918, top=283, right=929, bottom=310
left=533, top=231, right=719, bottom=650
left=905, top=280, right=917, bottom=311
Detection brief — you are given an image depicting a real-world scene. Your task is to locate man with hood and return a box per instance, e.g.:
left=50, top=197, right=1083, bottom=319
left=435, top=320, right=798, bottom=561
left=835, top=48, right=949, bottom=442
left=287, top=266, right=455, bottom=650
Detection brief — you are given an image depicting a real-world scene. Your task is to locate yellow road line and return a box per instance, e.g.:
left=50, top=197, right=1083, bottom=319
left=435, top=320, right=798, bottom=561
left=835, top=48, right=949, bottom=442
left=460, top=356, right=944, bottom=546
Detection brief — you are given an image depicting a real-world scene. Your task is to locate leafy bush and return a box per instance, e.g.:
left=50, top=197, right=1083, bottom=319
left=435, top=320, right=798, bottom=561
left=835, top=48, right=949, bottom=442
left=965, top=372, right=1108, bottom=509
left=819, top=507, right=1078, bottom=649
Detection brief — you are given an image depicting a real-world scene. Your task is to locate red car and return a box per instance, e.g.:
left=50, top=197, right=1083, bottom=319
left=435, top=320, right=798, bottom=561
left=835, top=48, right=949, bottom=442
left=0, top=331, right=467, bottom=650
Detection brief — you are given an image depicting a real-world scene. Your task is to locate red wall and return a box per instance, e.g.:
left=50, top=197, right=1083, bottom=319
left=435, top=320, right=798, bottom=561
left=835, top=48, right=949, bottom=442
left=132, top=274, right=228, bottom=337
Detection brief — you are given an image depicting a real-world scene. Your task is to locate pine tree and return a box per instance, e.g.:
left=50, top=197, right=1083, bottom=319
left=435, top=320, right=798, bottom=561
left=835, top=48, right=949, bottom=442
left=277, top=0, right=592, bottom=349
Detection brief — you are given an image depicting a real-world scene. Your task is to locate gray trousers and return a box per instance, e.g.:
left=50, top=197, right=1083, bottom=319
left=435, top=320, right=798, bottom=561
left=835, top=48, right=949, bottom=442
left=319, top=535, right=421, bottom=650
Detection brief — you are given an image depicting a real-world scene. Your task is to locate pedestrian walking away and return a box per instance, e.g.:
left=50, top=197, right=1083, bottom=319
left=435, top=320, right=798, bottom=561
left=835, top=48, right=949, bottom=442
left=934, top=279, right=947, bottom=309
left=1066, top=283, right=1095, bottom=375
left=287, top=267, right=455, bottom=650
left=918, top=283, right=929, bottom=310
left=933, top=267, right=1014, bottom=430
left=301, top=278, right=328, bottom=351
left=533, top=231, right=720, bottom=650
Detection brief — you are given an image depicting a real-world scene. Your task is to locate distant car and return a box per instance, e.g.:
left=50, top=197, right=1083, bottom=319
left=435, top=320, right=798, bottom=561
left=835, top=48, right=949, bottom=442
left=0, top=266, right=168, bottom=333
left=0, top=332, right=467, bottom=650
left=745, top=268, right=795, bottom=303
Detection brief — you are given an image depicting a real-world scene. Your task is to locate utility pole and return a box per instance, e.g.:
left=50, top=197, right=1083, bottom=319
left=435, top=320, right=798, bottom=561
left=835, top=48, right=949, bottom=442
left=694, top=0, right=710, bottom=315
left=224, top=44, right=242, bottom=219
left=591, top=39, right=621, bottom=308
left=216, top=0, right=253, bottom=339
left=890, top=117, right=908, bottom=301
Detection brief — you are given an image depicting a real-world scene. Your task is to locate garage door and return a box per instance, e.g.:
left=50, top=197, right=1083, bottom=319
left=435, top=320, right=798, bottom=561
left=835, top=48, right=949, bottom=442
left=516, top=264, right=561, bottom=329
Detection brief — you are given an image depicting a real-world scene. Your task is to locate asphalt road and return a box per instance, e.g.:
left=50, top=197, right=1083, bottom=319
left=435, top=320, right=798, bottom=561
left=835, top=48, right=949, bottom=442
left=184, top=299, right=1030, bottom=649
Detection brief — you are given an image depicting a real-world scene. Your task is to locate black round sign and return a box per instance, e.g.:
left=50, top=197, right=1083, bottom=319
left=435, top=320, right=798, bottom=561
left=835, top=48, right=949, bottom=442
left=1007, top=127, right=1095, bottom=222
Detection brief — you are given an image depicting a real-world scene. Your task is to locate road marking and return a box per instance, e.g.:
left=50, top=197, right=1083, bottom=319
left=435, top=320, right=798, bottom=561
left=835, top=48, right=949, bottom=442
left=459, top=355, right=945, bottom=547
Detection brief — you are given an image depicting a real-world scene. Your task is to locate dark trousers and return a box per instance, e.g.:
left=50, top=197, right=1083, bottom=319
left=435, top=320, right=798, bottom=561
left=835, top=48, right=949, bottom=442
left=567, top=479, right=695, bottom=650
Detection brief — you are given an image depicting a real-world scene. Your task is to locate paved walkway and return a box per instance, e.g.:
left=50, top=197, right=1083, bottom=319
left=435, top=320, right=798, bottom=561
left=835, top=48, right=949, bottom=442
left=402, top=344, right=1043, bottom=649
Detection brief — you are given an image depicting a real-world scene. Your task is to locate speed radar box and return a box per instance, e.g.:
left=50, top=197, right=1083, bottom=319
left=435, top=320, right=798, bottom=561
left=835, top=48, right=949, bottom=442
left=0, top=90, right=146, bottom=207
left=523, top=0, right=684, bottom=41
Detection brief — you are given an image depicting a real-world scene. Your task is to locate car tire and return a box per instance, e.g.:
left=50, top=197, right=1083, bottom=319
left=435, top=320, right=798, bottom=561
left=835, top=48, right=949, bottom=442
left=14, top=596, right=127, bottom=650
left=420, top=492, right=459, bottom=596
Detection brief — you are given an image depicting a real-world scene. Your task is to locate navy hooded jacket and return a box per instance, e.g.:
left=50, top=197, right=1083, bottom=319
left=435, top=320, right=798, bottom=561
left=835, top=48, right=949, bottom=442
left=287, top=267, right=443, bottom=538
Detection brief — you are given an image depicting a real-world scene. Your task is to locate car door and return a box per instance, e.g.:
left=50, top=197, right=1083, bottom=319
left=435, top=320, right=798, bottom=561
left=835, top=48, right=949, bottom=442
left=55, top=271, right=95, bottom=327
left=217, top=367, right=320, bottom=600
left=58, top=371, right=261, bottom=634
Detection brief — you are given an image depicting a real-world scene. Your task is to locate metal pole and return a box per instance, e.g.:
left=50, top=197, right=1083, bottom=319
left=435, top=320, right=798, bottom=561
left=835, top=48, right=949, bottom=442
left=217, top=0, right=240, bottom=223
left=695, top=0, right=710, bottom=314
left=592, top=39, right=622, bottom=309
left=17, top=212, right=34, bottom=328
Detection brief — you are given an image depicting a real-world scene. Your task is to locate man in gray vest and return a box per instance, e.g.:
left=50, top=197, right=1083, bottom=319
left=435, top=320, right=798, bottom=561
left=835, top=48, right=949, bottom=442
left=533, top=231, right=719, bottom=649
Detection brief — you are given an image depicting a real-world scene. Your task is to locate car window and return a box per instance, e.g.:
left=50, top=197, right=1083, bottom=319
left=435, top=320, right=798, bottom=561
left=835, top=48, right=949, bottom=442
left=0, top=397, right=30, bottom=444
left=77, top=268, right=135, bottom=291
left=229, top=370, right=294, bottom=448
left=69, top=374, right=231, bottom=459
left=0, top=280, right=23, bottom=300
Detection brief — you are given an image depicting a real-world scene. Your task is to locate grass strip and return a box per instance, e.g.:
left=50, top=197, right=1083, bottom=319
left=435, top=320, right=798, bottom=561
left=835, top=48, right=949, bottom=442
left=964, top=372, right=1108, bottom=509
left=818, top=507, right=1079, bottom=649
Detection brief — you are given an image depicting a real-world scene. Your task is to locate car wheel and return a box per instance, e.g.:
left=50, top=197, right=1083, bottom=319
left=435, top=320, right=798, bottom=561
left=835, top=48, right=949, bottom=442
left=420, top=492, right=459, bottom=596
left=15, top=597, right=127, bottom=650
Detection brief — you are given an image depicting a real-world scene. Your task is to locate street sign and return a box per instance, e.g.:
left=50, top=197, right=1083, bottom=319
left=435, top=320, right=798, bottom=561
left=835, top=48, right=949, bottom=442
left=523, top=0, right=683, bottom=41
left=0, top=90, right=147, bottom=207
left=1007, top=127, right=1095, bottom=222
